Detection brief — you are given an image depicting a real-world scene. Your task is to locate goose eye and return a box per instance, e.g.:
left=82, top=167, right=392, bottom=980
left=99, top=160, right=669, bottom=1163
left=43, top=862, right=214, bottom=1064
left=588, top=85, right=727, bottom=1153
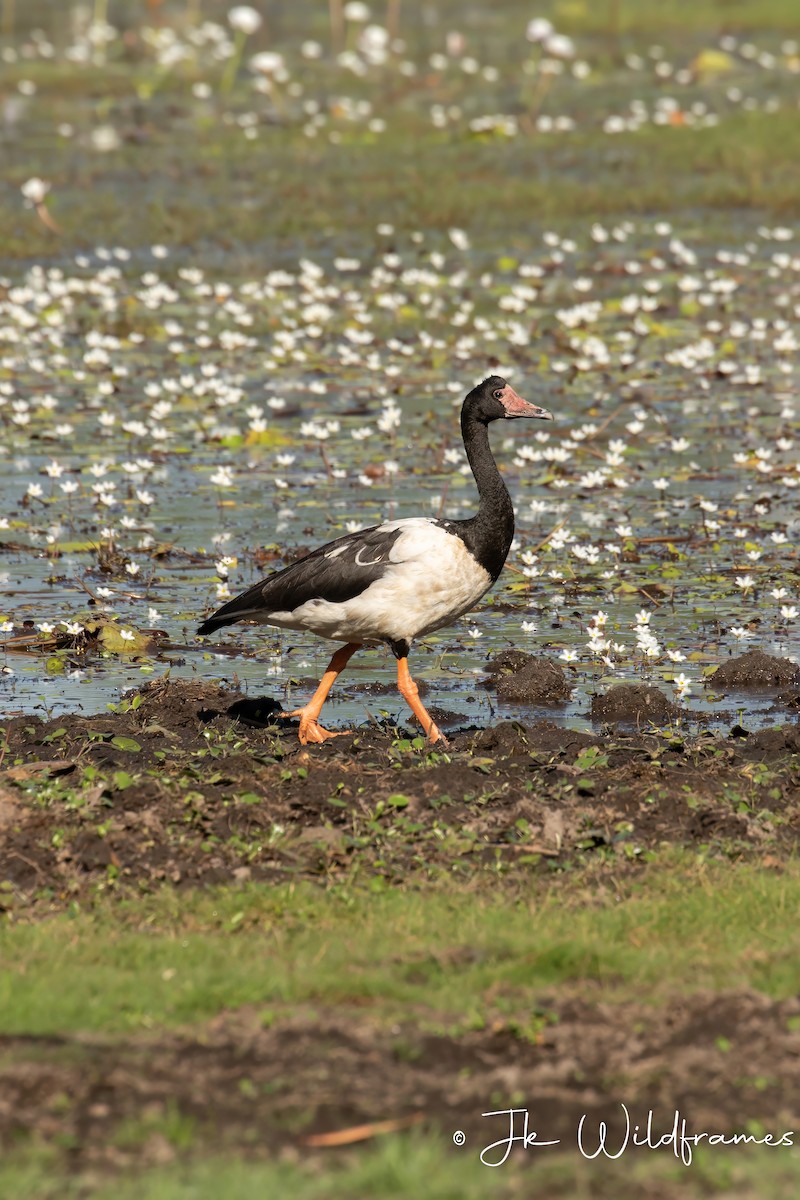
left=493, top=389, right=503, bottom=401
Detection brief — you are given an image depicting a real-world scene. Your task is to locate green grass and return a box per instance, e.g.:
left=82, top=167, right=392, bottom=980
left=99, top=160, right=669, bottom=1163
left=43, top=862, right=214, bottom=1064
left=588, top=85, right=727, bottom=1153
left=8, top=0, right=800, bottom=43
left=2, top=858, right=799, bottom=1035
left=5, top=109, right=800, bottom=263
left=559, top=0, right=800, bottom=37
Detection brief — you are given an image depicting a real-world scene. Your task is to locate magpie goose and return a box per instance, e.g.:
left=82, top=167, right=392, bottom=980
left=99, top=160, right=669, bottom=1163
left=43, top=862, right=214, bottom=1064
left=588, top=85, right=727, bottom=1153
left=198, top=376, right=553, bottom=743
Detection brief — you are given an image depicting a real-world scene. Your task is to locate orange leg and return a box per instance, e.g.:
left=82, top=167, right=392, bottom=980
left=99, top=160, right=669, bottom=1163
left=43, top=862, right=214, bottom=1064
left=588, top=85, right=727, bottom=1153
left=396, top=657, right=444, bottom=744
left=285, top=643, right=361, bottom=744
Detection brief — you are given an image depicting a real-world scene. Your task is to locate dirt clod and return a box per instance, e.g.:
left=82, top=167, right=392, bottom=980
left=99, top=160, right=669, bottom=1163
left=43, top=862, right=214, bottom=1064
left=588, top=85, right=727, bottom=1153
left=591, top=683, right=680, bottom=724
left=484, top=649, right=535, bottom=675
left=711, top=650, right=800, bottom=691
left=0, top=791, right=19, bottom=829
left=491, top=656, right=572, bottom=705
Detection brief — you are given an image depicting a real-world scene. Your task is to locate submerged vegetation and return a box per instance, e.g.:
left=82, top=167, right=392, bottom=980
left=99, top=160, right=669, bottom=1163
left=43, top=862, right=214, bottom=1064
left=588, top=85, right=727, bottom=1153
left=0, top=1, right=799, bottom=1196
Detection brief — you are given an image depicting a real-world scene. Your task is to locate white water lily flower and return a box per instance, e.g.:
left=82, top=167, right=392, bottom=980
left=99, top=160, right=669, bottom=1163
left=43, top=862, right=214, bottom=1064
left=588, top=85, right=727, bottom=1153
left=526, top=18, right=554, bottom=42
left=673, top=673, right=692, bottom=699
left=344, top=1, right=370, bottom=21
left=21, top=177, right=50, bottom=205
left=544, top=32, right=575, bottom=58
left=359, top=24, right=390, bottom=60
left=250, top=51, right=284, bottom=74
left=91, top=125, right=121, bottom=152
left=228, top=5, right=262, bottom=35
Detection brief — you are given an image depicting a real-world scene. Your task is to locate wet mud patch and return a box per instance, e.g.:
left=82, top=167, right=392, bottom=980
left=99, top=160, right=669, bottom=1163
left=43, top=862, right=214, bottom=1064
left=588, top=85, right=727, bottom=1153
left=0, top=679, right=799, bottom=910
left=1, top=990, right=798, bottom=1172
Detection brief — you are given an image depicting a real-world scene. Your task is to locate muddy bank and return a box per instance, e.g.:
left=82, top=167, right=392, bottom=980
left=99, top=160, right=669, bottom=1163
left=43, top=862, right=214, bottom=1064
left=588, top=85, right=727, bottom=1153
left=1, top=678, right=799, bottom=909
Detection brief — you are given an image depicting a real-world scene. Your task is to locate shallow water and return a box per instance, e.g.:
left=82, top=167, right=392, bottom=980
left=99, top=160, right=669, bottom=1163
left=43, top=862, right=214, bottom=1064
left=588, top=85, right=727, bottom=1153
left=1, top=252, right=797, bottom=735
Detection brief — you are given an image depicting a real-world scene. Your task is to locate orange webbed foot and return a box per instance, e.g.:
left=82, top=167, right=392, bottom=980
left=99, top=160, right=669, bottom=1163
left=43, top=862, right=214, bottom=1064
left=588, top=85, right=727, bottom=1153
left=285, top=710, right=350, bottom=744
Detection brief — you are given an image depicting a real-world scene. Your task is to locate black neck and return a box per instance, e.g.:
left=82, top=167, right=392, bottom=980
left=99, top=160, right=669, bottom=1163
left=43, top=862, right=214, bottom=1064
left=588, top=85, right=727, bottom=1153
left=457, top=411, right=515, bottom=580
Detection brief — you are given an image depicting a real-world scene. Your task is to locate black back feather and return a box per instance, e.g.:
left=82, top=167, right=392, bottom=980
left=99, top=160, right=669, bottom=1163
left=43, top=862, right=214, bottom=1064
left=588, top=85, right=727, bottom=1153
left=197, top=524, right=406, bottom=635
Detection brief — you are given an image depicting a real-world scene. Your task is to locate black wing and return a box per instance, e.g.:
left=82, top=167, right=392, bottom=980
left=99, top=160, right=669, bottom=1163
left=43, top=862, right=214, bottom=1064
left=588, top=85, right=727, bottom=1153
left=197, top=523, right=406, bottom=635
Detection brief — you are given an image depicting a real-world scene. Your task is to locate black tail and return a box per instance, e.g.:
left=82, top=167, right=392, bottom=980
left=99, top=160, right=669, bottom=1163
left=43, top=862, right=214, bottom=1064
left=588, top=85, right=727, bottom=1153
left=197, top=577, right=272, bottom=636
left=197, top=614, right=238, bottom=636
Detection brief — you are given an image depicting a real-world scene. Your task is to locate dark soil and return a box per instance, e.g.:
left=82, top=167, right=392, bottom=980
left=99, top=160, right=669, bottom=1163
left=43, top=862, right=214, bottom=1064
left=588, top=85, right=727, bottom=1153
left=591, top=684, right=681, bottom=725
left=0, top=990, right=798, bottom=1171
left=483, top=649, right=537, bottom=676
left=488, top=654, right=573, bottom=705
left=710, top=650, right=800, bottom=691
left=0, top=677, right=799, bottom=908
